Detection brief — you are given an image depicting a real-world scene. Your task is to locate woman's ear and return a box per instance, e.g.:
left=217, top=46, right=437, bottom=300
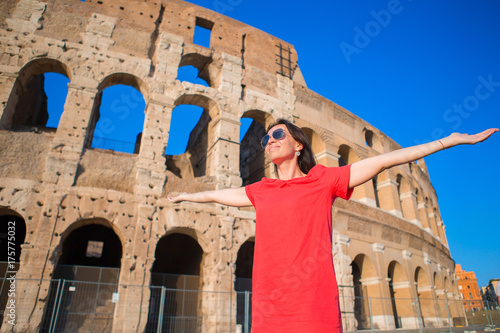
left=296, top=143, right=303, bottom=152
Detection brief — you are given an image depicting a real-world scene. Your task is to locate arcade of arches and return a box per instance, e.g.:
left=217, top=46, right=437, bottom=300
left=0, top=0, right=463, bottom=331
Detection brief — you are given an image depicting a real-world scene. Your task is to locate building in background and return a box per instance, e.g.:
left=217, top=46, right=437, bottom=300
left=456, top=264, right=484, bottom=311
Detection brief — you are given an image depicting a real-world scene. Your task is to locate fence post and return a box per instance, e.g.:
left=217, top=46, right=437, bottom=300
left=157, top=286, right=166, bottom=333
left=485, top=302, right=492, bottom=327
left=368, top=297, right=374, bottom=333
left=181, top=278, right=186, bottom=332
left=51, top=279, right=66, bottom=333
left=48, top=279, right=62, bottom=333
left=469, top=300, right=475, bottom=330
left=415, top=297, right=423, bottom=333
left=244, top=291, right=250, bottom=333
left=487, top=301, right=494, bottom=327
left=90, top=271, right=103, bottom=331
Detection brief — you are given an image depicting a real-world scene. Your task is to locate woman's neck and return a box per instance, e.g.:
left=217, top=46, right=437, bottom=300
left=276, top=159, right=304, bottom=180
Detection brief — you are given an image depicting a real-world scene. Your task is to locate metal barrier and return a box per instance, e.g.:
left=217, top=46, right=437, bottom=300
left=1, top=277, right=499, bottom=332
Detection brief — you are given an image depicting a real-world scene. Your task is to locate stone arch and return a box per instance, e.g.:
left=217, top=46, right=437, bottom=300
left=449, top=278, right=463, bottom=319
left=416, top=190, right=431, bottom=232
left=178, top=53, right=220, bottom=87
left=351, top=254, right=379, bottom=330
left=239, top=110, right=274, bottom=185
left=151, top=232, right=204, bottom=279
left=234, top=238, right=254, bottom=287
left=58, top=217, right=126, bottom=252
left=428, top=204, right=440, bottom=239
left=443, top=276, right=460, bottom=320
left=434, top=272, right=448, bottom=324
left=41, top=219, right=123, bottom=332
left=338, top=144, right=360, bottom=166
left=55, top=219, right=123, bottom=273
left=415, top=266, right=435, bottom=328
left=338, top=144, right=378, bottom=206
left=301, top=127, right=325, bottom=164
left=165, top=93, right=222, bottom=178
left=363, top=127, right=383, bottom=152
left=85, top=73, right=148, bottom=154
left=234, top=238, right=255, bottom=327
left=388, top=261, right=413, bottom=328
left=147, top=231, right=205, bottom=331
left=0, top=208, right=27, bottom=265
left=372, top=169, right=403, bottom=216
left=1, top=58, right=71, bottom=130
left=398, top=174, right=418, bottom=222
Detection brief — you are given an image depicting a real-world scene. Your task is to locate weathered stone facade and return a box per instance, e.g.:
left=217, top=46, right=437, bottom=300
left=0, top=0, right=464, bottom=332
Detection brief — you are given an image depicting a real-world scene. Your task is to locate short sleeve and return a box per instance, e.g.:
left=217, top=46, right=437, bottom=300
left=245, top=181, right=260, bottom=207
left=324, top=165, right=353, bottom=200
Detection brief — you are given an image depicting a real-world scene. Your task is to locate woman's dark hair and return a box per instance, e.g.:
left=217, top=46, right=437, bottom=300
left=266, top=118, right=317, bottom=176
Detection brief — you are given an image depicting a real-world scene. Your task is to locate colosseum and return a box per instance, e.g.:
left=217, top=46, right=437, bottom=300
left=0, top=0, right=465, bottom=332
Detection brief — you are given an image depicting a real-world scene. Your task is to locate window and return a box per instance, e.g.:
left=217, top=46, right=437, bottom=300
left=365, top=129, right=374, bottom=147
left=193, top=17, right=214, bottom=48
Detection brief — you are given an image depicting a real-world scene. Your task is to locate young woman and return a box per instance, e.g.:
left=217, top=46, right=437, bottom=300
left=168, top=119, right=497, bottom=332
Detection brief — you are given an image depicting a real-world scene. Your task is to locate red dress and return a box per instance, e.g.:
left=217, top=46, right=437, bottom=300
left=245, top=164, right=352, bottom=332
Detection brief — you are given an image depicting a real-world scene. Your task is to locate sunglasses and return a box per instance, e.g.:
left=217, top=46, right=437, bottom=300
left=261, top=128, right=287, bottom=148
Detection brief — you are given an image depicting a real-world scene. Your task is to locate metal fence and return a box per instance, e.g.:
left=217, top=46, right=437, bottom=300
left=1, top=277, right=499, bottom=332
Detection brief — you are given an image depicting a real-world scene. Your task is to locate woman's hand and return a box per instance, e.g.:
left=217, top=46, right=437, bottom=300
left=168, top=192, right=187, bottom=203
left=443, top=128, right=498, bottom=148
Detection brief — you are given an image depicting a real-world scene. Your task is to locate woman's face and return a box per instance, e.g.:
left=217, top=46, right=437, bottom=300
left=264, top=124, right=302, bottom=164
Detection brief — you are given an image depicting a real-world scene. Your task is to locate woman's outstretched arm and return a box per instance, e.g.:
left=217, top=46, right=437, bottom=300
left=168, top=187, right=252, bottom=207
left=349, top=128, right=498, bottom=189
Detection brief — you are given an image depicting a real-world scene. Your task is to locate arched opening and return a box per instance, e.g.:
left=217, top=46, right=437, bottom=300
left=178, top=53, right=217, bottom=87
left=177, top=65, right=210, bottom=87
left=0, top=210, right=26, bottom=268
left=446, top=278, right=464, bottom=323
left=418, top=196, right=431, bottom=233
left=363, top=128, right=383, bottom=152
left=388, top=261, right=412, bottom=329
left=415, top=267, right=434, bottom=328
left=351, top=254, right=378, bottom=330
left=301, top=127, right=324, bottom=165
left=339, top=144, right=378, bottom=206
left=434, top=273, right=447, bottom=325
left=42, top=221, right=123, bottom=332
left=165, top=104, right=205, bottom=178
left=351, top=261, right=366, bottom=329
left=146, top=233, right=204, bottom=332
left=337, top=145, right=351, bottom=167
left=234, top=239, right=254, bottom=328
left=0, top=210, right=26, bottom=329
left=44, top=72, right=70, bottom=128
left=1, top=59, right=71, bottom=130
left=86, top=74, right=147, bottom=154
left=165, top=94, right=220, bottom=180
left=365, top=129, right=374, bottom=148
left=239, top=112, right=271, bottom=185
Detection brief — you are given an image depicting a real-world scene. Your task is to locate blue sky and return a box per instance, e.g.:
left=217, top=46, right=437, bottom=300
left=44, top=0, right=500, bottom=287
